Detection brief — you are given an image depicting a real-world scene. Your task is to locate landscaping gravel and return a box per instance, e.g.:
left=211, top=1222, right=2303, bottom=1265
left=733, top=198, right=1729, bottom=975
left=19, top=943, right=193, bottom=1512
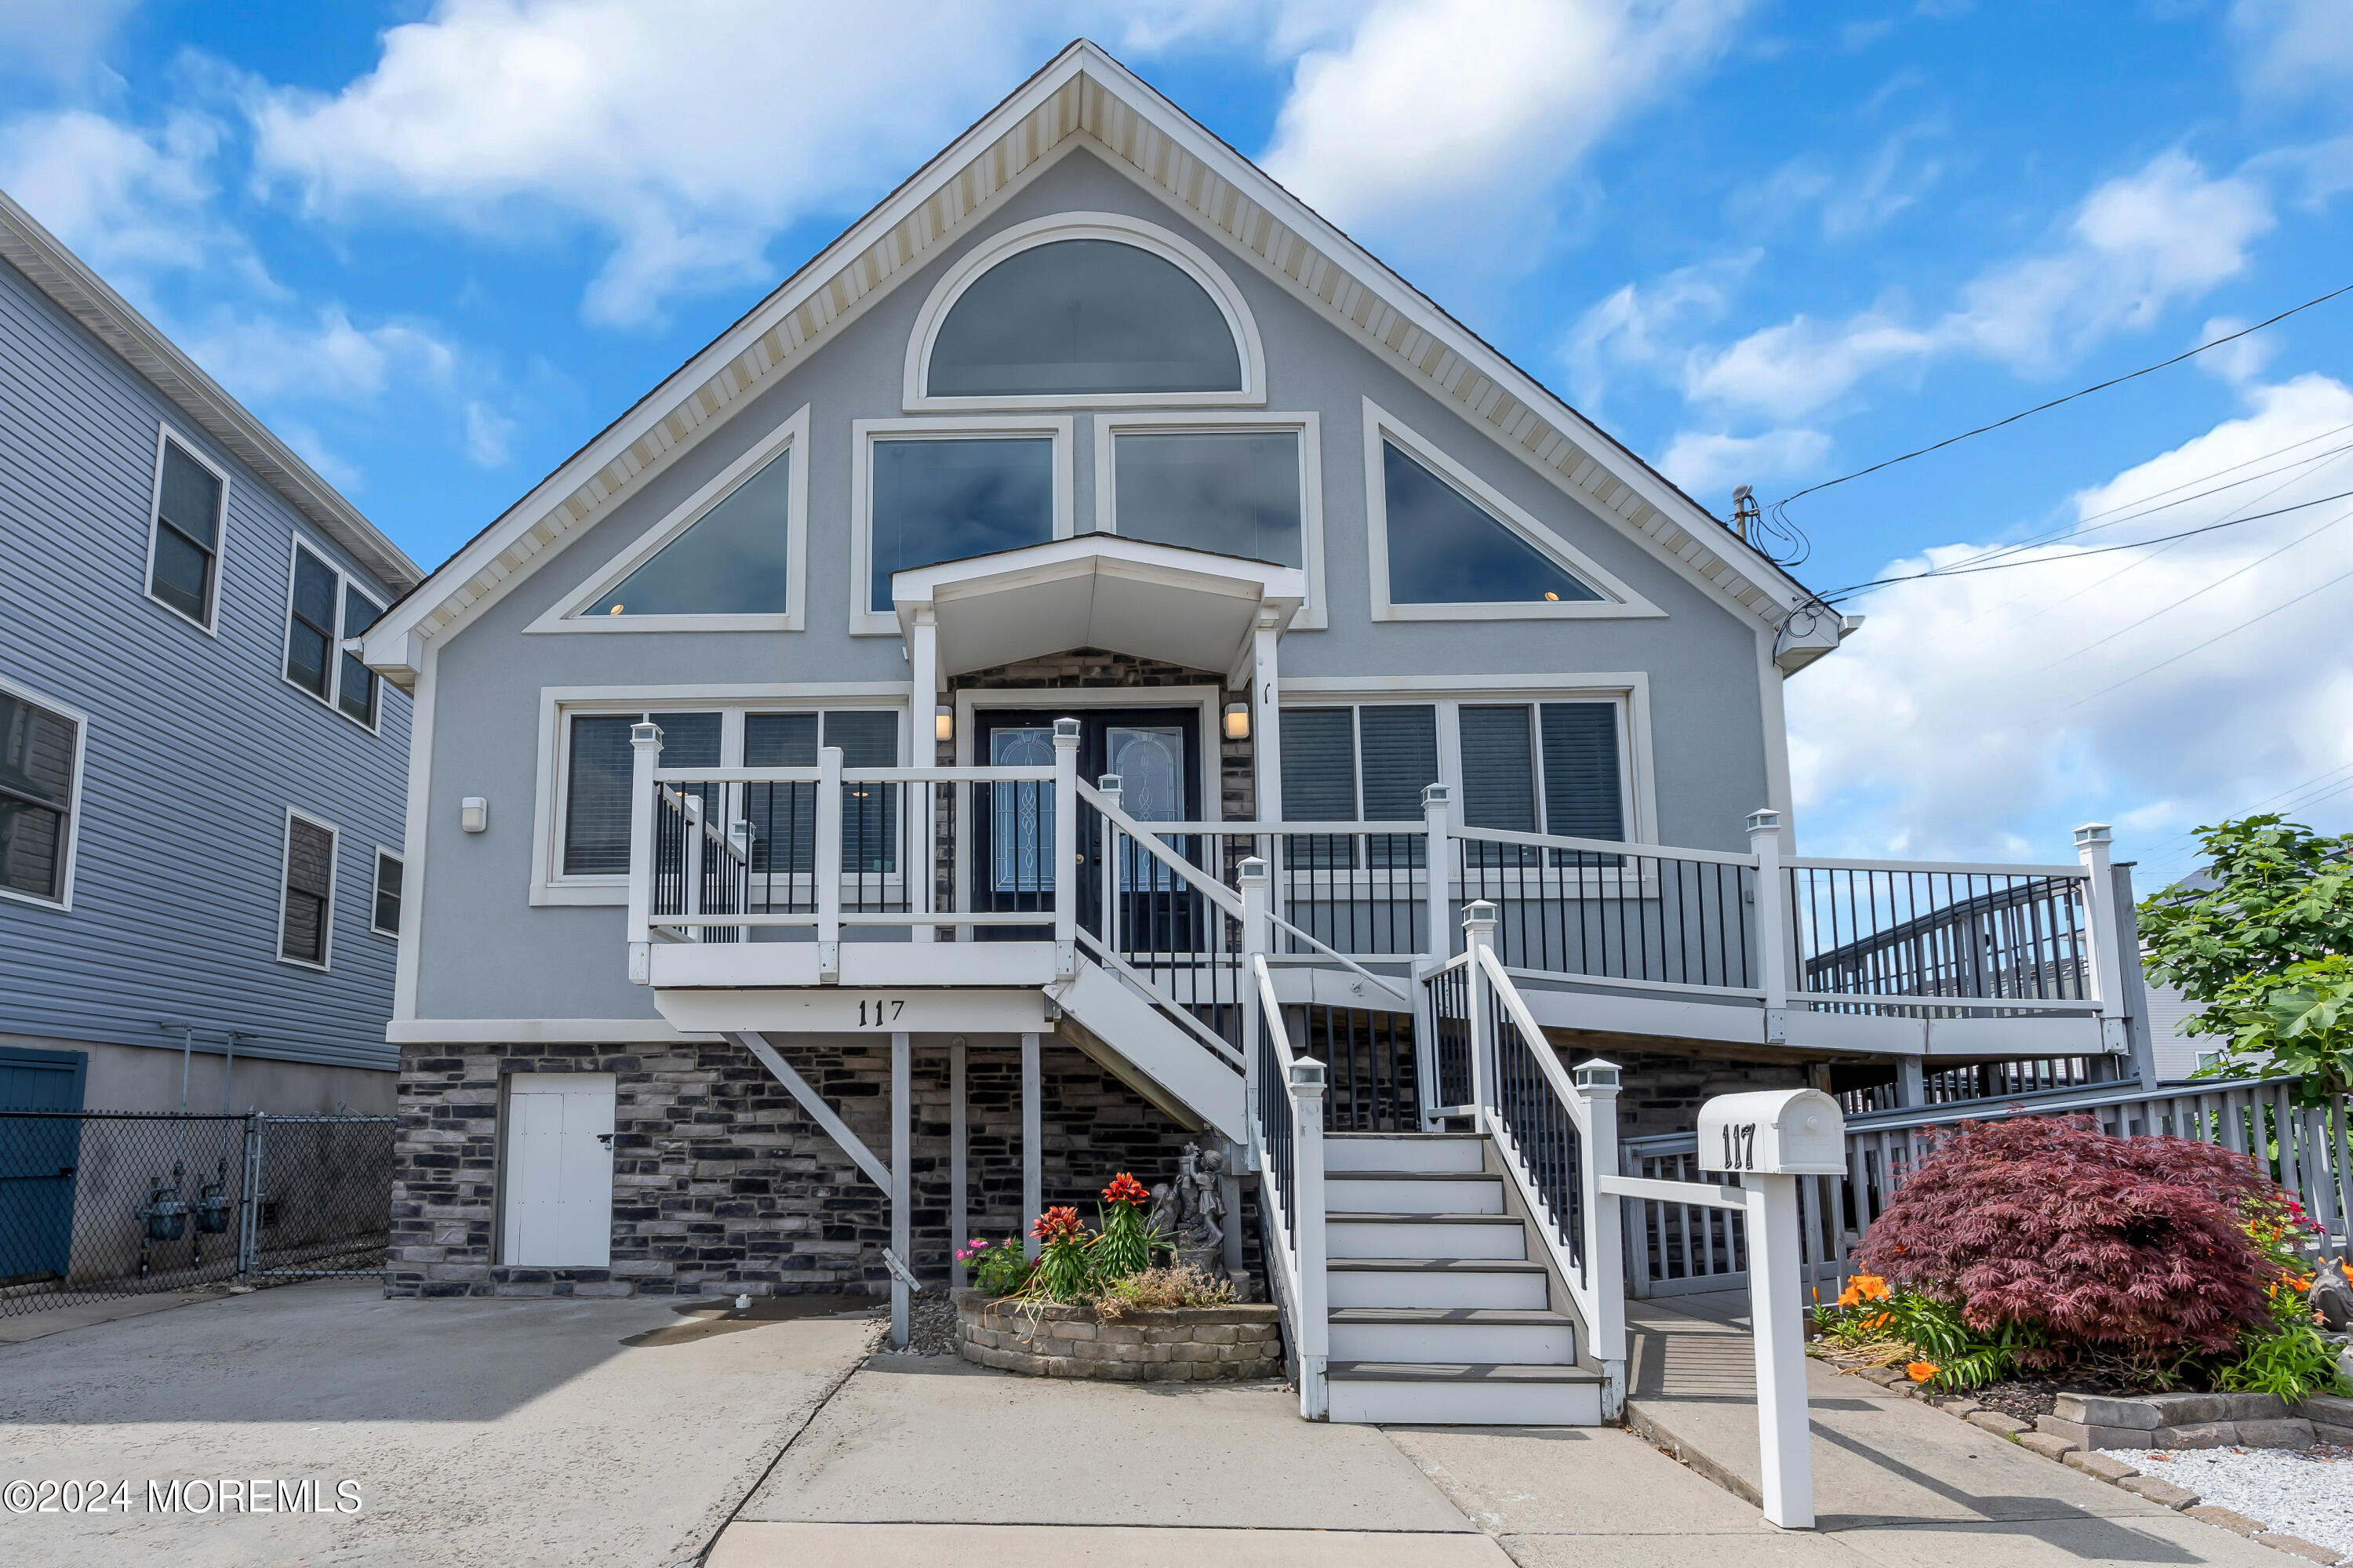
left=900, top=1288, right=962, bottom=1356
left=2108, top=1445, right=2353, bottom=1557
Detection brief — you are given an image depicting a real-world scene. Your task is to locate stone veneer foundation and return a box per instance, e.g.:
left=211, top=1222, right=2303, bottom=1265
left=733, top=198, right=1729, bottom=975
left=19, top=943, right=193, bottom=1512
left=387, top=1035, right=1260, bottom=1300
left=954, top=1288, right=1282, bottom=1381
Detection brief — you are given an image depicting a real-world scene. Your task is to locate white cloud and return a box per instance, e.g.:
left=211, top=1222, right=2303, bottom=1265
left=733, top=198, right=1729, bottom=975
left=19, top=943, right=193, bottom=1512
left=1731, top=121, right=1949, bottom=242
left=464, top=399, right=516, bottom=467
left=1786, top=373, right=2353, bottom=864
left=2194, top=315, right=2278, bottom=387
left=1260, top=0, right=1749, bottom=232
left=2232, top=0, right=2353, bottom=100
left=1699, top=152, right=2271, bottom=419
left=180, top=306, right=460, bottom=403
left=245, top=0, right=1322, bottom=328
left=1658, top=427, right=1827, bottom=501
left=0, top=108, right=259, bottom=285
left=0, top=0, right=140, bottom=82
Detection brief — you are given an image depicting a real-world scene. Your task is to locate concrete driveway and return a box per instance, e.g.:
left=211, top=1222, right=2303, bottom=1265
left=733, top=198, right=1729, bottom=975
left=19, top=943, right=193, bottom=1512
left=0, top=1280, right=876, bottom=1568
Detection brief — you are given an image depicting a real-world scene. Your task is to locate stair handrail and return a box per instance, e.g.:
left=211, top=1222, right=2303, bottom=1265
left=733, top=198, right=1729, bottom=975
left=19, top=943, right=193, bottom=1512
left=1467, top=924, right=1627, bottom=1373
left=1072, top=780, right=1245, bottom=919
left=1249, top=950, right=1329, bottom=1418
left=1264, top=910, right=1413, bottom=1010
left=1071, top=928, right=1247, bottom=1069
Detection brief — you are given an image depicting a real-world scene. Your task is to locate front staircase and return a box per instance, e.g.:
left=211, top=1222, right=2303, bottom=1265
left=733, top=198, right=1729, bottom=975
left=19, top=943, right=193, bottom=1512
left=1322, top=1131, right=1604, bottom=1424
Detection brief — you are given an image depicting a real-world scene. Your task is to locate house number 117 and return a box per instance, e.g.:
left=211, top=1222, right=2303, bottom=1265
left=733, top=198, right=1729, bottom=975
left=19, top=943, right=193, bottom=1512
left=1720, top=1122, right=1758, bottom=1170
left=856, top=999, right=905, bottom=1027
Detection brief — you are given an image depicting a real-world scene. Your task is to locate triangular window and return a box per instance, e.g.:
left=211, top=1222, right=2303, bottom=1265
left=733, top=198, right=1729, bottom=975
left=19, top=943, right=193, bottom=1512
left=1380, top=441, right=1601, bottom=605
left=591, top=449, right=792, bottom=617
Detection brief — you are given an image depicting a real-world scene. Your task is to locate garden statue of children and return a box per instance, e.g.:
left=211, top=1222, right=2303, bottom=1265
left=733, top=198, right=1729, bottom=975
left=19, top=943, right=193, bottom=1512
left=1147, top=1144, right=1235, bottom=1291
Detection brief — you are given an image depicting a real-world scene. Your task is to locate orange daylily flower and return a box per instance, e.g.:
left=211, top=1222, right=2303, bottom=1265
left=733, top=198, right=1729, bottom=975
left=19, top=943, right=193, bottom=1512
left=1906, top=1362, right=1940, bottom=1383
left=1853, top=1275, right=1891, bottom=1301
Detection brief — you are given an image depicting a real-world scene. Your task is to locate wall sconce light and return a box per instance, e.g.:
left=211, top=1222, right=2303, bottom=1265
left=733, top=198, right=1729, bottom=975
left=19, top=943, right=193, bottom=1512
left=935, top=704, right=955, bottom=744
left=1223, top=702, right=1250, bottom=741
left=460, top=796, right=488, bottom=834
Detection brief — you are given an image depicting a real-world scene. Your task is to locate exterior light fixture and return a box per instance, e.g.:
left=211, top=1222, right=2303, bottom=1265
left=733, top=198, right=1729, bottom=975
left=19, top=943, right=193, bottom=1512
left=460, top=797, right=488, bottom=833
left=1223, top=702, right=1250, bottom=741
left=935, top=704, right=955, bottom=744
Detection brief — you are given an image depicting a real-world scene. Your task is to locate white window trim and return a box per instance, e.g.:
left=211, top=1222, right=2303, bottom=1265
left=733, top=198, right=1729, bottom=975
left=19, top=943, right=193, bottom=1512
left=279, top=536, right=386, bottom=734
left=0, top=674, right=90, bottom=911
left=526, top=404, right=810, bottom=635
left=144, top=422, right=230, bottom=636
left=1277, top=673, right=1658, bottom=846
left=276, top=806, right=340, bottom=971
left=902, top=211, right=1267, bottom=413
left=370, top=846, right=404, bottom=939
left=1089, top=410, right=1327, bottom=631
left=529, top=682, right=914, bottom=906
left=849, top=415, right=1075, bottom=636
left=1361, top=399, right=1664, bottom=624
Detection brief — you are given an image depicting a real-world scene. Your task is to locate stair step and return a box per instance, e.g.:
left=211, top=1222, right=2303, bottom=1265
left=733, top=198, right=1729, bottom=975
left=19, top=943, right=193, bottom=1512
left=1326, top=1213, right=1526, bottom=1261
left=1325, top=1173, right=1504, bottom=1215
left=1324, top=1360, right=1604, bottom=1426
left=1319, top=1133, right=1486, bottom=1173
left=1328, top=1308, right=1577, bottom=1362
left=1327, top=1259, right=1551, bottom=1309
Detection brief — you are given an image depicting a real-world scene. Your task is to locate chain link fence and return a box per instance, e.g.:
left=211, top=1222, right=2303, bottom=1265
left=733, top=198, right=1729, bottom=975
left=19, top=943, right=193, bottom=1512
left=0, top=1111, right=395, bottom=1317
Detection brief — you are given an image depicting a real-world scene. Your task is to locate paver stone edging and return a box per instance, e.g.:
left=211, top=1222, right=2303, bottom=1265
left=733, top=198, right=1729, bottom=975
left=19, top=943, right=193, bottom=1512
left=952, top=1288, right=1282, bottom=1382
left=1824, top=1359, right=2351, bottom=1564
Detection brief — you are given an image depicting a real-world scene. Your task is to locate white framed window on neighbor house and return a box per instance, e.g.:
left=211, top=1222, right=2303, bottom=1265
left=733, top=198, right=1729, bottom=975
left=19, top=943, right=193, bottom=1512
left=527, top=405, right=809, bottom=635
left=849, top=416, right=1074, bottom=635
left=902, top=212, right=1265, bottom=411
left=1278, top=678, right=1656, bottom=857
left=144, top=424, right=229, bottom=633
left=278, top=808, right=339, bottom=970
left=370, top=849, right=404, bottom=938
left=1360, top=400, right=1663, bottom=624
left=1089, top=410, right=1327, bottom=628
left=529, top=687, right=909, bottom=904
left=0, top=676, right=89, bottom=910
left=282, top=540, right=385, bottom=730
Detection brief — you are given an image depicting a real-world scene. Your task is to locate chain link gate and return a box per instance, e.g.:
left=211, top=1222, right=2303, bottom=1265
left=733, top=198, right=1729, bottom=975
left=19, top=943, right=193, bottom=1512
left=0, top=1111, right=395, bottom=1315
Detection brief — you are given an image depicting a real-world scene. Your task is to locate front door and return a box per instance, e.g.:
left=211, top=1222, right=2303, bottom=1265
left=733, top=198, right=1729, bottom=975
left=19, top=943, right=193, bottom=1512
left=969, top=707, right=1202, bottom=942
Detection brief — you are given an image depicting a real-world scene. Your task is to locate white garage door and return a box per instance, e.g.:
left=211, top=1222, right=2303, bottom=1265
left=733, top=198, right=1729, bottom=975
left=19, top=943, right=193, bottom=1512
left=502, top=1073, right=616, bottom=1267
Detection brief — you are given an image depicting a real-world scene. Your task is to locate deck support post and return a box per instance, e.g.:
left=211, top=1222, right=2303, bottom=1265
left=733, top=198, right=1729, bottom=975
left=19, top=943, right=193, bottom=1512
left=1021, top=1031, right=1042, bottom=1260
left=950, top=1037, right=967, bottom=1287
left=890, top=1031, right=910, bottom=1346
left=1895, top=1058, right=1925, bottom=1108
left=625, top=722, right=663, bottom=984
left=816, top=745, right=842, bottom=981
left=1747, top=809, right=1787, bottom=1045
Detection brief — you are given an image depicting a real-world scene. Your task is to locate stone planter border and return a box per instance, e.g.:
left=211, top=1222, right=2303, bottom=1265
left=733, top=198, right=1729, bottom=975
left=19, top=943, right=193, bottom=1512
left=1836, top=1362, right=2353, bottom=1564
left=953, top=1288, right=1282, bottom=1382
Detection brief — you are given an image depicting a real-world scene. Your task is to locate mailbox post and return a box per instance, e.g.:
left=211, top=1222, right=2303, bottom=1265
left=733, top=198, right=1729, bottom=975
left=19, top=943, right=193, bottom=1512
left=1696, top=1088, right=1846, bottom=1530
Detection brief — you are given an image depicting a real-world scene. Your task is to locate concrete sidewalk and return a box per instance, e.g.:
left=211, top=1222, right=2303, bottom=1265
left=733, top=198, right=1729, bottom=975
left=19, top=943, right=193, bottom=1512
left=1621, top=1292, right=2293, bottom=1565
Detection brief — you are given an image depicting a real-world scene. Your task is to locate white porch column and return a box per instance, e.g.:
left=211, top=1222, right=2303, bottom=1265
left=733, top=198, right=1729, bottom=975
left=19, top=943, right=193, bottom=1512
left=625, top=722, right=664, bottom=984
left=890, top=1030, right=911, bottom=1347
left=1747, top=808, right=1788, bottom=1046
left=1051, top=719, right=1080, bottom=978
left=908, top=606, right=938, bottom=944
left=950, top=1036, right=968, bottom=1287
left=816, top=744, right=842, bottom=982
left=1250, top=609, right=1283, bottom=903
left=1021, top=1031, right=1043, bottom=1261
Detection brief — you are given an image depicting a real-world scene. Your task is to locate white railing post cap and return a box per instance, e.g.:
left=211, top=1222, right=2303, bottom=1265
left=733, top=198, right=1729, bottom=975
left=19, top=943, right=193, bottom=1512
left=1745, top=807, right=1781, bottom=836
left=1052, top=717, right=1082, bottom=744
left=1237, top=857, right=1268, bottom=887
left=1573, top=1057, right=1622, bottom=1091
left=2074, top=823, right=2112, bottom=847
left=1288, top=1058, right=1326, bottom=1093
left=1098, top=773, right=1122, bottom=793
left=631, top=722, right=664, bottom=748
left=1463, top=900, right=1498, bottom=933
left=1421, top=782, right=1452, bottom=806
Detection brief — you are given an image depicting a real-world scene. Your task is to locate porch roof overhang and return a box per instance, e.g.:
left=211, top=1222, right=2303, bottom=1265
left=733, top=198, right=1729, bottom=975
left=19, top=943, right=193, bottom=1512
left=891, top=534, right=1304, bottom=681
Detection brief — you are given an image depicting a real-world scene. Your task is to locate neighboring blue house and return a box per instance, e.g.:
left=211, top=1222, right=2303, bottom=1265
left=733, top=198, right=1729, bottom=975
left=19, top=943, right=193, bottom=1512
left=0, top=187, right=422, bottom=1115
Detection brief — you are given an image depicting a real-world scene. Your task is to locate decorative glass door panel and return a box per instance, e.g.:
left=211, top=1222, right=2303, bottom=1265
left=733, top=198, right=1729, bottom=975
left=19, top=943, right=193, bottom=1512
left=989, top=726, right=1055, bottom=894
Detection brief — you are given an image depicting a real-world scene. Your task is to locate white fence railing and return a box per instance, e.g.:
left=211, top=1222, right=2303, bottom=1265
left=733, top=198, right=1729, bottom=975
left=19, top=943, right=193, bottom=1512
left=1619, top=1077, right=2352, bottom=1298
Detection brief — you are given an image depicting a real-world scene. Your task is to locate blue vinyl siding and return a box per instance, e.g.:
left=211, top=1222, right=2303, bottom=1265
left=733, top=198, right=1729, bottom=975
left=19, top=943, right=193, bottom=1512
left=0, top=260, right=406, bottom=1071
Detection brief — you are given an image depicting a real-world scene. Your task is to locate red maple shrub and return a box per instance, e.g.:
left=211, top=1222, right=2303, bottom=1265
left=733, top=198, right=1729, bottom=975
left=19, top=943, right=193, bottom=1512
left=1853, top=1115, right=2280, bottom=1364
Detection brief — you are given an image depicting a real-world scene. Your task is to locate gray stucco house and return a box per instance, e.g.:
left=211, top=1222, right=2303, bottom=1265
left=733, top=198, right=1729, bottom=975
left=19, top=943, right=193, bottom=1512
left=361, top=43, right=2151, bottom=1424
left=0, top=187, right=421, bottom=1117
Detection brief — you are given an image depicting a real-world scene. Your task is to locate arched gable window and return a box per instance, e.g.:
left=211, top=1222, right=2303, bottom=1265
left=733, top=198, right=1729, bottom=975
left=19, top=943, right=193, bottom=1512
left=909, top=215, right=1262, bottom=408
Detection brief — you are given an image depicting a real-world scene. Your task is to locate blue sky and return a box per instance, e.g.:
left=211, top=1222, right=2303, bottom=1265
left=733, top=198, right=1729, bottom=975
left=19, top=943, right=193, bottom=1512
left=5, top=0, right=2350, bottom=885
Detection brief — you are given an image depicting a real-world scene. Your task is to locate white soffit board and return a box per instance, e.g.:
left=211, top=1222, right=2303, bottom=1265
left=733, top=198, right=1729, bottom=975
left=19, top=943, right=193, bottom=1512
left=364, top=42, right=1812, bottom=681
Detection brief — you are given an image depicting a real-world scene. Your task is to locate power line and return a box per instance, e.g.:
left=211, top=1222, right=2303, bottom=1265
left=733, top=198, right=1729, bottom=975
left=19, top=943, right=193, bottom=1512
left=1824, top=486, right=2353, bottom=599
left=2060, top=561, right=2353, bottom=710
left=1768, top=279, right=2353, bottom=518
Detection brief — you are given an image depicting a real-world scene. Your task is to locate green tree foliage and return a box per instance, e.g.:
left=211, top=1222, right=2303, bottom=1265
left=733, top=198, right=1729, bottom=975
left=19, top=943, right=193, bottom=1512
left=2140, top=816, right=2353, bottom=1096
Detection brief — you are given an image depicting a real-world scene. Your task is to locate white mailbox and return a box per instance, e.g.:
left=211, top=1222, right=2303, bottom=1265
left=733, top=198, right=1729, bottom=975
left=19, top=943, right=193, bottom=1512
left=1697, top=1089, right=1846, bottom=1177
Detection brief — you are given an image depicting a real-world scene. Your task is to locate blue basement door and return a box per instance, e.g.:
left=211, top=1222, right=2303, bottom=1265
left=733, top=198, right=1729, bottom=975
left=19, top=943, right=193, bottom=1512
left=0, top=1047, right=87, bottom=1284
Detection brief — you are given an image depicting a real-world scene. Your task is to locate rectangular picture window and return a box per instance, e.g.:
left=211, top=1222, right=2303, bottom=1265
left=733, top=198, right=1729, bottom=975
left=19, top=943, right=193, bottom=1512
left=280, top=813, right=337, bottom=966
left=1112, top=431, right=1301, bottom=566
left=372, top=851, right=403, bottom=937
left=869, top=437, right=1054, bottom=610
left=0, top=688, right=82, bottom=905
left=149, top=438, right=224, bottom=625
